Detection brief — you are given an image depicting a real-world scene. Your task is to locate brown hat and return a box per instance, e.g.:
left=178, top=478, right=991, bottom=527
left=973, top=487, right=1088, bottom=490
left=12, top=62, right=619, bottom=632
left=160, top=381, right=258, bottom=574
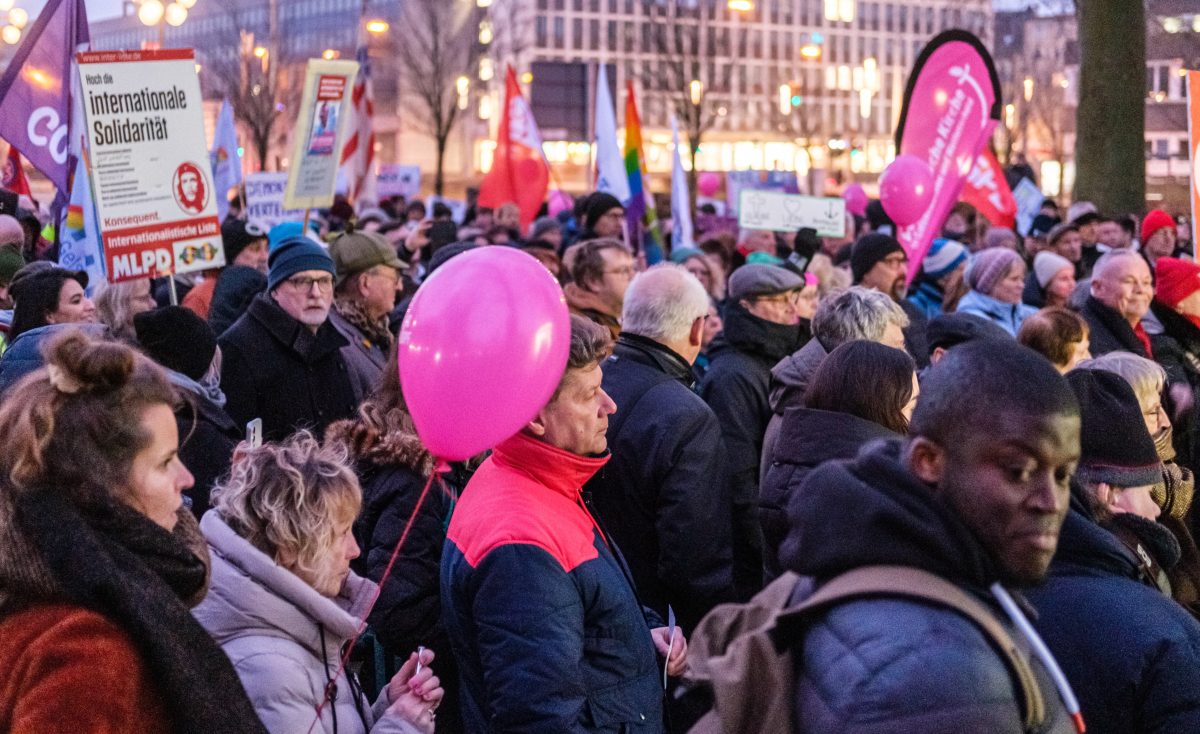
left=328, top=230, right=404, bottom=286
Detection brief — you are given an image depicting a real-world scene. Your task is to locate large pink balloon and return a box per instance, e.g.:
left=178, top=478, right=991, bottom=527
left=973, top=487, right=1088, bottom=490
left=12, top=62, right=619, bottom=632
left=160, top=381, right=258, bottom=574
left=697, top=172, right=721, bottom=198
left=843, top=183, right=868, bottom=217
left=547, top=190, right=573, bottom=217
left=398, top=248, right=570, bottom=461
left=879, top=154, right=934, bottom=226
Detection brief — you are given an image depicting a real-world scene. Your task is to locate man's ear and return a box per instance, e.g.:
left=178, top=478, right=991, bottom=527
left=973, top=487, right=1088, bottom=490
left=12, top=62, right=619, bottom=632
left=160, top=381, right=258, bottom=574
left=930, top=346, right=947, bottom=364
left=907, top=436, right=946, bottom=488
left=526, top=408, right=549, bottom=438
left=689, top=316, right=704, bottom=347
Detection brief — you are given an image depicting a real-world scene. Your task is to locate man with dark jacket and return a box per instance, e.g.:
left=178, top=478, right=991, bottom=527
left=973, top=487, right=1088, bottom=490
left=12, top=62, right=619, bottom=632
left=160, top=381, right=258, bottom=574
left=219, top=235, right=357, bottom=441
left=442, top=315, right=687, bottom=733
left=585, top=264, right=733, bottom=633
left=780, top=339, right=1081, bottom=732
left=1080, top=249, right=1154, bottom=358
left=699, top=263, right=806, bottom=599
left=1025, top=369, right=1200, bottom=734
left=850, top=233, right=930, bottom=367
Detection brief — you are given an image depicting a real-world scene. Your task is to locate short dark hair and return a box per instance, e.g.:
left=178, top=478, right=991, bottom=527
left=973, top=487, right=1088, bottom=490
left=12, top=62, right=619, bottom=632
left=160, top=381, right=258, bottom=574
left=1017, top=307, right=1089, bottom=369
left=804, top=341, right=915, bottom=434
left=571, top=238, right=630, bottom=289
left=551, top=314, right=612, bottom=401
left=9, top=268, right=86, bottom=341
left=910, top=339, right=1079, bottom=446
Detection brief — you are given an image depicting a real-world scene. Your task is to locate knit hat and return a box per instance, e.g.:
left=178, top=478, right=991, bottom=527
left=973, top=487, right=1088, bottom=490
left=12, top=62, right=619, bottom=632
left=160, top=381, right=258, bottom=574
left=670, top=247, right=704, bottom=265
left=1046, top=222, right=1079, bottom=249
left=1154, top=257, right=1200, bottom=310
left=427, top=241, right=478, bottom=275
left=266, top=236, right=335, bottom=291
left=1028, top=214, right=1060, bottom=239
left=528, top=216, right=561, bottom=242
left=1033, top=251, right=1074, bottom=289
left=1141, top=209, right=1175, bottom=244
left=582, top=192, right=623, bottom=233
left=268, top=221, right=320, bottom=252
left=926, top=312, right=1012, bottom=353
left=1066, top=369, right=1162, bottom=488
left=728, top=263, right=804, bottom=300
left=221, top=219, right=267, bottom=265
left=0, top=214, right=23, bottom=247
left=922, top=238, right=968, bottom=279
left=134, top=306, right=217, bottom=381
left=850, top=233, right=904, bottom=283
left=1066, top=201, right=1097, bottom=226
left=746, top=252, right=785, bottom=266
left=0, top=243, right=24, bottom=285
left=328, top=230, right=404, bottom=286
left=965, top=248, right=1023, bottom=296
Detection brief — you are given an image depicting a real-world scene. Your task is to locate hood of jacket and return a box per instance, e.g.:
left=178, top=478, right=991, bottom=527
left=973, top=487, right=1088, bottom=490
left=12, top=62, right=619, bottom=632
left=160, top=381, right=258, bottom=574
left=768, top=337, right=828, bottom=416
left=773, top=407, right=899, bottom=466
left=1050, top=504, right=1144, bottom=582
left=779, top=439, right=999, bottom=587
left=209, top=265, right=267, bottom=336
left=195, top=511, right=376, bottom=659
left=246, top=293, right=348, bottom=363
left=710, top=301, right=807, bottom=368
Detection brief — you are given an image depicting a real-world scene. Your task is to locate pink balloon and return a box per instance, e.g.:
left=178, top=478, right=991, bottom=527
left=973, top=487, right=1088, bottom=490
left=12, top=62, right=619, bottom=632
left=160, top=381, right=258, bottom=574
left=697, top=172, right=721, bottom=198
left=398, top=248, right=570, bottom=461
left=843, top=183, right=868, bottom=217
left=547, top=190, right=573, bottom=217
left=879, top=154, right=935, bottom=226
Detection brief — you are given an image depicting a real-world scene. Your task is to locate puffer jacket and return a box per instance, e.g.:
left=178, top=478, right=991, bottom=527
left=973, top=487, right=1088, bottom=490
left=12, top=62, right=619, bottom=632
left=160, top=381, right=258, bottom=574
left=780, top=440, right=1076, bottom=733
left=760, top=337, right=828, bottom=482
left=441, top=432, right=664, bottom=733
left=193, top=512, right=422, bottom=734
left=0, top=322, right=109, bottom=395
left=955, top=289, right=1037, bottom=337
left=1025, top=496, right=1200, bottom=734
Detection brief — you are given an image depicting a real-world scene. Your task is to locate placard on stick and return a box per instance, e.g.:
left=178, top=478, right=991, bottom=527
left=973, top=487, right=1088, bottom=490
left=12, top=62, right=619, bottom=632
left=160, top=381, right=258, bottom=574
left=283, top=59, right=359, bottom=211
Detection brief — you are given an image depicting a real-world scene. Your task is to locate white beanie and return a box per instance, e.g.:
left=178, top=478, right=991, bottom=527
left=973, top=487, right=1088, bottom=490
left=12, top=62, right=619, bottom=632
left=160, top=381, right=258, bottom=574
left=1033, top=251, right=1073, bottom=289
left=1066, top=201, right=1097, bottom=225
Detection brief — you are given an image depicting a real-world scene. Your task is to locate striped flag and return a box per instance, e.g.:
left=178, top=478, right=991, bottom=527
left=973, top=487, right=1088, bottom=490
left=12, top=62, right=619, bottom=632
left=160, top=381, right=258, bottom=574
left=624, top=81, right=663, bottom=259
left=58, top=150, right=105, bottom=291
left=339, top=46, right=377, bottom=204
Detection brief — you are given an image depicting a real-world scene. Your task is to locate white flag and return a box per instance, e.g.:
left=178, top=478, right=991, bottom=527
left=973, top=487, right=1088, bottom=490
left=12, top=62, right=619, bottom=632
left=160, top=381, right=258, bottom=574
left=670, top=116, right=694, bottom=250
left=594, top=65, right=630, bottom=202
left=210, top=99, right=243, bottom=221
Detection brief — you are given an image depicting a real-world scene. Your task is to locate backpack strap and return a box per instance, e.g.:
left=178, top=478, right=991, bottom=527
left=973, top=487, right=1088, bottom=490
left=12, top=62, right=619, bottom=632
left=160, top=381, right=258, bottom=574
left=776, top=565, right=1046, bottom=733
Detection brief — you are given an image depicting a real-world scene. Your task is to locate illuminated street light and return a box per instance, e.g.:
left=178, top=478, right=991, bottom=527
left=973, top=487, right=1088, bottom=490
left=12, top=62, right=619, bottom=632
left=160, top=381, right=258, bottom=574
left=689, top=79, right=703, bottom=106
left=799, top=44, right=821, bottom=59
left=7, top=5, right=25, bottom=27
left=366, top=19, right=389, bottom=34
left=164, top=2, right=187, bottom=27
left=0, top=0, right=13, bottom=11
left=778, top=84, right=791, bottom=115
left=1, top=25, right=19, bottom=44
left=322, top=49, right=339, bottom=60
left=137, top=0, right=164, bottom=26
left=253, top=45, right=267, bottom=58
left=1023, top=77, right=1034, bottom=102
left=727, top=0, right=753, bottom=12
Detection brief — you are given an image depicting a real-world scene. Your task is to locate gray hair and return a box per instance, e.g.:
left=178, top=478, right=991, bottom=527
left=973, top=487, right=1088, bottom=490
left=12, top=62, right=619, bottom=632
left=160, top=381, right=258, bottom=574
left=621, top=263, right=710, bottom=342
left=94, top=278, right=151, bottom=342
left=1091, top=248, right=1146, bottom=284
left=1075, top=352, right=1166, bottom=410
left=812, top=286, right=910, bottom=348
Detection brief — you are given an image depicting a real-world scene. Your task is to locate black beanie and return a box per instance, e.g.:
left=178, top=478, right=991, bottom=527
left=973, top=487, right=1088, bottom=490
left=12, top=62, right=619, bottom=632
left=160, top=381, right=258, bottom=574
left=221, top=219, right=266, bottom=265
left=850, top=233, right=905, bottom=283
left=1066, top=370, right=1162, bottom=488
left=428, top=241, right=478, bottom=275
left=134, top=306, right=218, bottom=381
left=583, top=192, right=623, bottom=233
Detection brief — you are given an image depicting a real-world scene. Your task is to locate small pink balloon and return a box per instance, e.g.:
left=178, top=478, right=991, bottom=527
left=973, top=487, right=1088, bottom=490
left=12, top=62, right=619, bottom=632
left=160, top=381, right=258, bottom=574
left=697, top=172, right=721, bottom=198
left=547, top=190, right=573, bottom=217
left=398, top=248, right=570, bottom=461
left=843, top=183, right=868, bottom=217
left=879, top=154, right=934, bottom=226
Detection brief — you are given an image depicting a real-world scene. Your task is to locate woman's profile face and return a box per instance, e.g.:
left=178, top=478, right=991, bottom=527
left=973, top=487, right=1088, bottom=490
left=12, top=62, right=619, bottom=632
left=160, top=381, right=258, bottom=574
left=47, top=278, right=97, bottom=325
left=126, top=403, right=194, bottom=531
left=304, top=513, right=360, bottom=597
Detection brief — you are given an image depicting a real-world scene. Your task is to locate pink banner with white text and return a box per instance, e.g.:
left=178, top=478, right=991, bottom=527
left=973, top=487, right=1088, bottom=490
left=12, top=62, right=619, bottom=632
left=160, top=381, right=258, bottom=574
left=894, top=31, right=1002, bottom=282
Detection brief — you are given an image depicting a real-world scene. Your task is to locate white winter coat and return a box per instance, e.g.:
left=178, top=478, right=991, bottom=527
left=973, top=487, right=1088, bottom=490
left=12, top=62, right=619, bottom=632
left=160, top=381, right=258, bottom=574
left=193, top=512, right=421, bottom=734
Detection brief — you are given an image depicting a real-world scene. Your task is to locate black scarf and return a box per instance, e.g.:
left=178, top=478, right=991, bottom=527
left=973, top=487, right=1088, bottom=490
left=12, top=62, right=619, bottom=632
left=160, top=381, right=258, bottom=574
left=15, top=490, right=269, bottom=734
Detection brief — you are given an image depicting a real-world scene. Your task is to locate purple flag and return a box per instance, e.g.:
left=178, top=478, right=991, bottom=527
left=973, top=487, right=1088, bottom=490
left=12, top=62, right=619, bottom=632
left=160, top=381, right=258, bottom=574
left=0, top=0, right=90, bottom=192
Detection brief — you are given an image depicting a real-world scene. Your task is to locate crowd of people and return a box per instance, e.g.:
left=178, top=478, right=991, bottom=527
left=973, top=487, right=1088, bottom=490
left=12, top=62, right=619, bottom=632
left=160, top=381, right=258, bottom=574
left=1, top=179, right=1199, bottom=734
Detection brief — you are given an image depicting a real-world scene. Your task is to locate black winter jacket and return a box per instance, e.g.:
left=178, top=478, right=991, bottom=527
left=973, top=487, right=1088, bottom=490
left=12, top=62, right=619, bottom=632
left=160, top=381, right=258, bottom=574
left=899, top=298, right=931, bottom=368
left=698, top=302, right=807, bottom=599
left=176, top=387, right=240, bottom=519
left=1079, top=295, right=1149, bottom=358
left=781, top=440, right=1076, bottom=733
left=759, top=408, right=897, bottom=582
left=218, top=294, right=358, bottom=442
left=1025, top=500, right=1200, bottom=734
left=585, top=334, right=734, bottom=633
left=1148, top=300, right=1200, bottom=470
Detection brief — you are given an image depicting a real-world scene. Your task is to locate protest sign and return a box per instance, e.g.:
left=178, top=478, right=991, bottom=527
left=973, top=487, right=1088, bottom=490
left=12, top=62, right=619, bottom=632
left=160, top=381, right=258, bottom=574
left=76, top=49, right=224, bottom=283
left=1011, top=177, right=1044, bottom=236
left=245, top=171, right=305, bottom=228
left=737, top=190, right=846, bottom=238
left=725, top=170, right=800, bottom=215
left=284, top=59, right=359, bottom=210
left=377, top=164, right=421, bottom=199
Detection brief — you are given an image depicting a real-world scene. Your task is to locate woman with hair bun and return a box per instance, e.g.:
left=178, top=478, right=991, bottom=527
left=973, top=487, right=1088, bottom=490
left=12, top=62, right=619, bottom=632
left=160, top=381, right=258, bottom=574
left=0, top=329, right=269, bottom=733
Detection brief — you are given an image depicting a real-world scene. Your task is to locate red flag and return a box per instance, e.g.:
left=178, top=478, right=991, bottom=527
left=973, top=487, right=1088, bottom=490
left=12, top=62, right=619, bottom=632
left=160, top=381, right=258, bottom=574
left=961, top=149, right=1017, bottom=229
left=478, top=66, right=549, bottom=231
left=2, top=144, right=31, bottom=197
left=339, top=47, right=377, bottom=204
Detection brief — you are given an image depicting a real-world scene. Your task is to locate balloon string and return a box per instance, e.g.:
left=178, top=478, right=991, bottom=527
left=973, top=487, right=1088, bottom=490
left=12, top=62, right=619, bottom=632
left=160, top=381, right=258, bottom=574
left=307, top=461, right=450, bottom=734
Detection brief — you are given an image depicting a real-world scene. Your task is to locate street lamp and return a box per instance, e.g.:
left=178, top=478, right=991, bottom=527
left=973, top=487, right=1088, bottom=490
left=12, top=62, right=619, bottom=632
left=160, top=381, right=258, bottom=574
left=136, top=0, right=194, bottom=47
left=365, top=19, right=389, bottom=34
left=1, top=4, right=24, bottom=46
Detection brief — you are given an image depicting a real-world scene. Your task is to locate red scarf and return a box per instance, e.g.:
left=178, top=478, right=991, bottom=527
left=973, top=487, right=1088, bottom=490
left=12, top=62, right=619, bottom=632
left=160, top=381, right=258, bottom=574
left=1133, top=321, right=1154, bottom=358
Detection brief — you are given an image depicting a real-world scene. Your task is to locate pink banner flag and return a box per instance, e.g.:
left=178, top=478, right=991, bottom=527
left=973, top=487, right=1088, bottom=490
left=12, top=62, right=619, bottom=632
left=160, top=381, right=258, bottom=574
left=894, top=31, right=1002, bottom=282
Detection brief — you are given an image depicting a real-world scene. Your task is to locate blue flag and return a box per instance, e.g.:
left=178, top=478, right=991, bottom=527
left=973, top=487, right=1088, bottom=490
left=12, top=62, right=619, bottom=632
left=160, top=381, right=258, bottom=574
left=210, top=99, right=242, bottom=221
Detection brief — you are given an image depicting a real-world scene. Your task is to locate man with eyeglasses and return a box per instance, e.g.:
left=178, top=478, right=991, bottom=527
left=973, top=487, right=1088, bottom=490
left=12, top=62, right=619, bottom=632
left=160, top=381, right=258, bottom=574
left=219, top=234, right=358, bottom=441
left=851, top=233, right=930, bottom=367
left=565, top=238, right=636, bottom=340
left=328, top=229, right=407, bottom=403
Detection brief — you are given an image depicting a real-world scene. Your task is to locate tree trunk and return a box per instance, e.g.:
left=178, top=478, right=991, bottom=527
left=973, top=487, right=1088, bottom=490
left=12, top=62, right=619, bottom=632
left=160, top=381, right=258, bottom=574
left=687, top=140, right=699, bottom=217
left=1074, top=0, right=1145, bottom=213
left=435, top=134, right=447, bottom=196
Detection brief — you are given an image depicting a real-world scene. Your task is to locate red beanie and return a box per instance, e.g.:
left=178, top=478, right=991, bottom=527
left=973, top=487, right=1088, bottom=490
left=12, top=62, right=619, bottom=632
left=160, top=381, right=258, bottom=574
left=1142, top=209, right=1175, bottom=243
left=1155, top=257, right=1200, bottom=309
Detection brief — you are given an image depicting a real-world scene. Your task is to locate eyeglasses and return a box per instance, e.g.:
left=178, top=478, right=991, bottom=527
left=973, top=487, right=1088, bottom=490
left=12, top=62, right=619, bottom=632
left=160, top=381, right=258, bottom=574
left=368, top=268, right=401, bottom=286
left=286, top=274, right=334, bottom=292
left=881, top=254, right=909, bottom=268
left=605, top=266, right=636, bottom=277
left=753, top=291, right=801, bottom=306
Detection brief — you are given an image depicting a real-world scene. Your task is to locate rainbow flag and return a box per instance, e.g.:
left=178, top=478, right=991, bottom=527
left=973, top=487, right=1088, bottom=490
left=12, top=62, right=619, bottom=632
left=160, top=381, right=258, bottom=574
left=623, top=82, right=663, bottom=261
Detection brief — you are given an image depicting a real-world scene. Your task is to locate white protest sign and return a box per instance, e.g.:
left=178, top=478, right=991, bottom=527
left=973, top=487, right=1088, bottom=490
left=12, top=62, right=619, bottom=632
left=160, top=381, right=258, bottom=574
left=284, top=59, right=359, bottom=210
left=377, top=164, right=421, bottom=198
left=737, top=189, right=846, bottom=238
left=245, top=172, right=306, bottom=228
left=77, top=49, right=225, bottom=282
left=1012, top=177, right=1044, bottom=236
